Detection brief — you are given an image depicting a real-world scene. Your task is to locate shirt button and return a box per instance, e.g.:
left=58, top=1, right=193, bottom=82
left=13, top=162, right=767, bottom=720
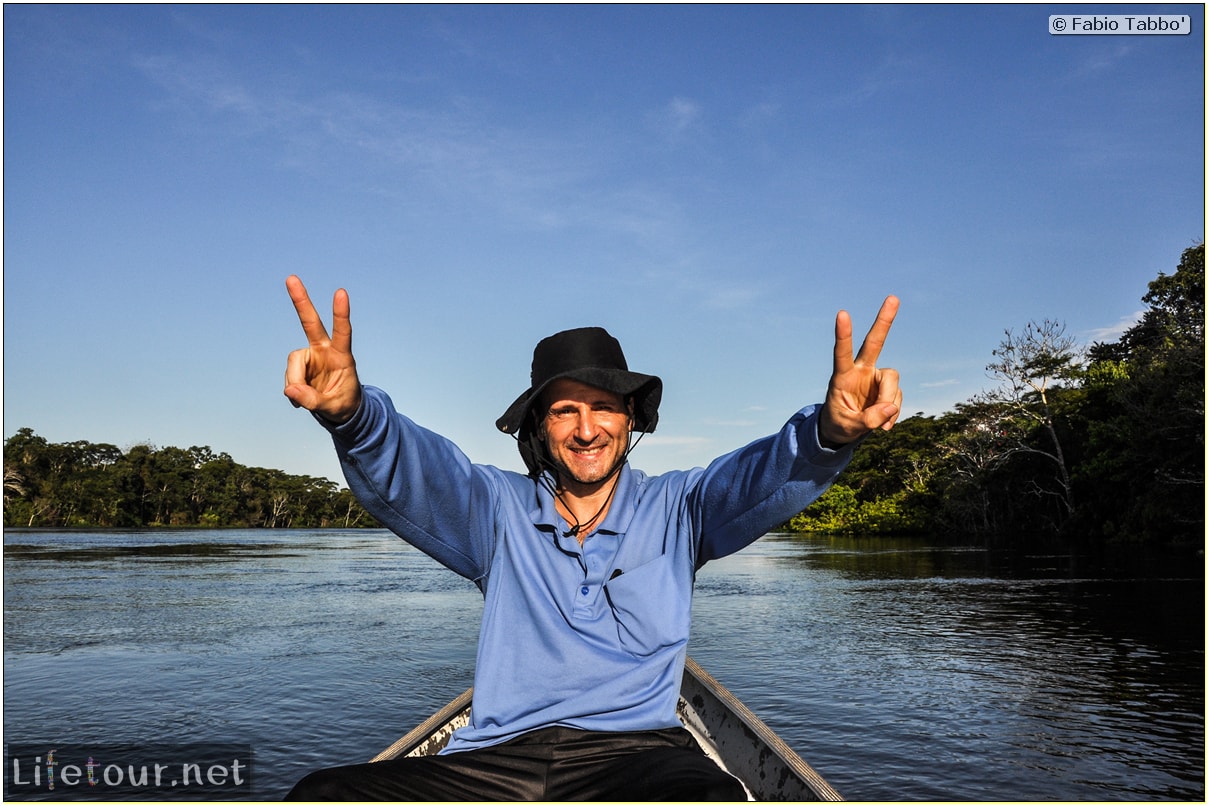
left=580, top=586, right=590, bottom=596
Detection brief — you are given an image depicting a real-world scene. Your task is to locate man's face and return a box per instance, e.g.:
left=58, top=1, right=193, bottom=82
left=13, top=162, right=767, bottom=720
left=537, top=378, right=633, bottom=490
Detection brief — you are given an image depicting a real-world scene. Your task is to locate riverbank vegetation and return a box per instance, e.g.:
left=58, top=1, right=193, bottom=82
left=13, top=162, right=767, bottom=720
left=5, top=245, right=1202, bottom=544
left=2, top=436, right=377, bottom=529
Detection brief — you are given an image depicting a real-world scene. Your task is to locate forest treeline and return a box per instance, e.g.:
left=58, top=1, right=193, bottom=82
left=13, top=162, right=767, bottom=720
left=2, top=436, right=377, bottom=529
left=4, top=244, right=1203, bottom=544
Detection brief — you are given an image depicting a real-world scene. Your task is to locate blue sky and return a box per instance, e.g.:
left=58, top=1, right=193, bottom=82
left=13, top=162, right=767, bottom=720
left=4, top=4, right=1204, bottom=486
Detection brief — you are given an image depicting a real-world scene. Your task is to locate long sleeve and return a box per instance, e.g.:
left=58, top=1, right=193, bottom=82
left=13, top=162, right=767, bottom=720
left=689, top=404, right=856, bottom=565
left=321, top=385, right=506, bottom=582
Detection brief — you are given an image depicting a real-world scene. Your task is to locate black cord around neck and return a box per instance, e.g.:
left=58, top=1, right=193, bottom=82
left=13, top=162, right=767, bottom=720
left=559, top=470, right=621, bottom=538
left=516, top=428, right=646, bottom=539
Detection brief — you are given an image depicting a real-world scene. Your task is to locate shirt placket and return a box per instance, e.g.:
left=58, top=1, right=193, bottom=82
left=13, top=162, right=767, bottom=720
left=570, top=531, right=616, bottom=619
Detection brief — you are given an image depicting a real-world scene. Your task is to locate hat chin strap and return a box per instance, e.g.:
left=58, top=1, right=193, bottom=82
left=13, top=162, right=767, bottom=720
left=511, top=422, right=646, bottom=539
left=554, top=429, right=645, bottom=539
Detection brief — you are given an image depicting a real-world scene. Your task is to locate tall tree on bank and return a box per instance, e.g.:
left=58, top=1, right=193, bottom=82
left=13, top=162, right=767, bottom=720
left=1081, top=243, right=1205, bottom=543
left=980, top=319, right=1083, bottom=528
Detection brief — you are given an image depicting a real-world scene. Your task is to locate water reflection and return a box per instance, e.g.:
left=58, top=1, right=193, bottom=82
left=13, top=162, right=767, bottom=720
left=691, top=533, right=1203, bottom=800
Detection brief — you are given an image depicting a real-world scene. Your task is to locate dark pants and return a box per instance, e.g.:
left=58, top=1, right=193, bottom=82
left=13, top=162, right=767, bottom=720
left=284, top=726, right=748, bottom=801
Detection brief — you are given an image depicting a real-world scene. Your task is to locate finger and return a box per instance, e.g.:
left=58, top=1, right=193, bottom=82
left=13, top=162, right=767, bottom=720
left=872, top=402, right=901, bottom=431
left=283, top=347, right=310, bottom=390
left=875, top=367, right=900, bottom=407
left=854, top=295, right=900, bottom=367
left=330, top=287, right=352, bottom=355
left=882, top=387, right=904, bottom=430
left=871, top=372, right=902, bottom=431
left=846, top=367, right=898, bottom=432
left=863, top=402, right=901, bottom=433
left=832, top=309, right=854, bottom=375
left=283, top=349, right=318, bottom=410
left=286, top=275, right=331, bottom=346
left=283, top=379, right=319, bottom=411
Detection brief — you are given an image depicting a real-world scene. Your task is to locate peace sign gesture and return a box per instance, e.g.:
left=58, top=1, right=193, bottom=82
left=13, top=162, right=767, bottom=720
left=818, top=295, right=902, bottom=448
left=283, top=275, right=363, bottom=424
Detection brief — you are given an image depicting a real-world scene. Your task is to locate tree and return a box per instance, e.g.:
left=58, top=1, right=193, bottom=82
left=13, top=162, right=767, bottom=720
left=3, top=430, right=378, bottom=529
left=978, top=319, right=1083, bottom=528
left=934, top=401, right=1017, bottom=533
left=3, top=465, right=25, bottom=507
left=1080, top=243, right=1204, bottom=543
left=804, top=414, right=947, bottom=533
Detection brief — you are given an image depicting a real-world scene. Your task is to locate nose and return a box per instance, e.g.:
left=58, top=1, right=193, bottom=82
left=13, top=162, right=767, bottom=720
left=572, top=406, right=600, bottom=442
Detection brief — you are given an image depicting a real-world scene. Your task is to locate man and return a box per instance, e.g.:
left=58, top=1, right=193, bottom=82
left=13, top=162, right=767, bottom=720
left=282, top=275, right=901, bottom=800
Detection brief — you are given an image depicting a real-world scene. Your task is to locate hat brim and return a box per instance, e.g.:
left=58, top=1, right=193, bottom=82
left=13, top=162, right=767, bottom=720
left=496, top=368, right=662, bottom=436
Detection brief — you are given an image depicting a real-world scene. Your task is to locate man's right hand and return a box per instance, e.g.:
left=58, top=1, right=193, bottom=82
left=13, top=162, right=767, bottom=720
left=283, top=275, right=362, bottom=424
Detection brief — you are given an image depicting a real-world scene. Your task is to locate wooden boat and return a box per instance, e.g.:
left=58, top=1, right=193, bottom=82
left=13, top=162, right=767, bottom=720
left=371, top=656, right=843, bottom=801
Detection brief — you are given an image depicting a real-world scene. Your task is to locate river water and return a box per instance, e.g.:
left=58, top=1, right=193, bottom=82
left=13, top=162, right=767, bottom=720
left=3, top=529, right=1202, bottom=801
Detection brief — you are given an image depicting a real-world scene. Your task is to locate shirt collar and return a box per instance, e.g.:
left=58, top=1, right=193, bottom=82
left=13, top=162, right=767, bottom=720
left=532, top=464, right=638, bottom=538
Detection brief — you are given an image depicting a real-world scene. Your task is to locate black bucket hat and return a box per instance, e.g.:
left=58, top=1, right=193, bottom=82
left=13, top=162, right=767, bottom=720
left=497, top=327, right=662, bottom=474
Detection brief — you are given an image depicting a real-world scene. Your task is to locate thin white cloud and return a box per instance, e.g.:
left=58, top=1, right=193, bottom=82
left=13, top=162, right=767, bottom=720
left=832, top=51, right=931, bottom=108
left=1067, top=43, right=1136, bottom=81
left=647, top=96, right=703, bottom=142
left=1083, top=310, right=1144, bottom=344
left=643, top=435, right=711, bottom=447
left=131, top=49, right=690, bottom=248
left=702, top=418, right=759, bottom=428
left=739, top=100, right=781, bottom=130
left=699, top=283, right=763, bottom=310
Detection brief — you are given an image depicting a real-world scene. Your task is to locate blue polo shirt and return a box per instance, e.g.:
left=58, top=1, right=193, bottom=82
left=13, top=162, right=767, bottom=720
left=326, top=385, right=854, bottom=753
